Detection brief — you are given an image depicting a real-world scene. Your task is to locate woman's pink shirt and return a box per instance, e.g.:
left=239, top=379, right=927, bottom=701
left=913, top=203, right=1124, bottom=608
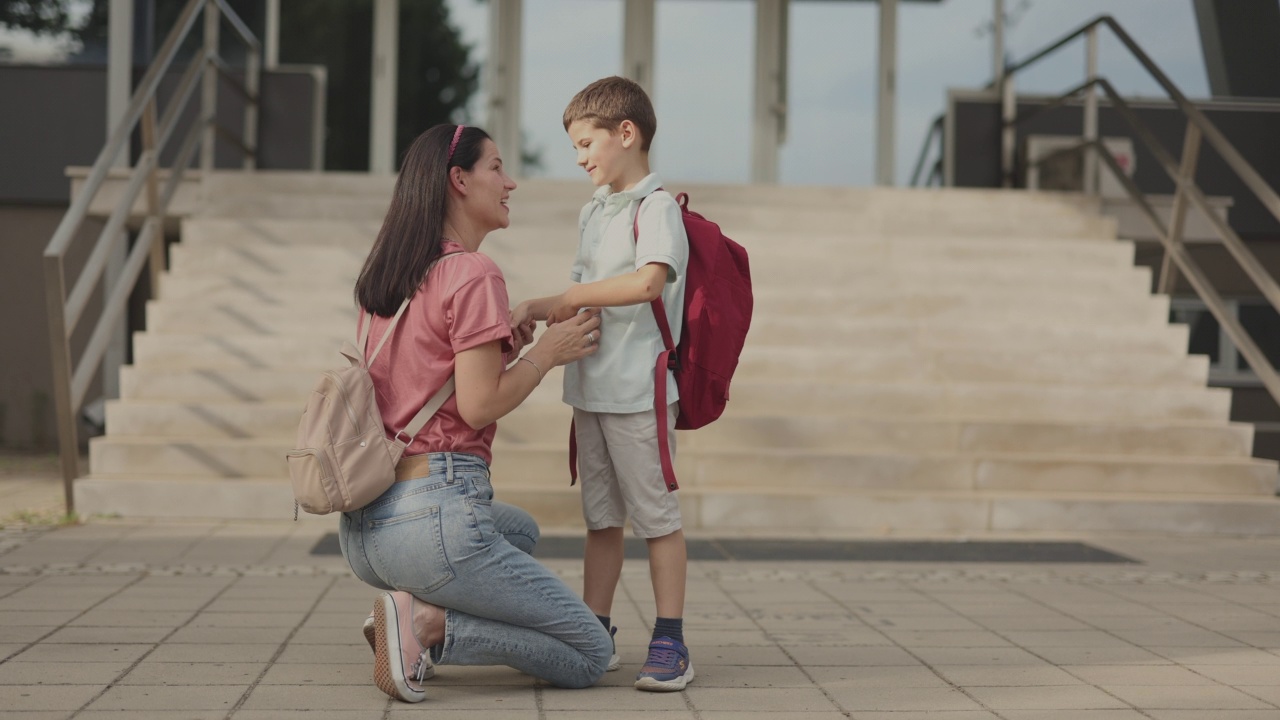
left=360, top=241, right=514, bottom=464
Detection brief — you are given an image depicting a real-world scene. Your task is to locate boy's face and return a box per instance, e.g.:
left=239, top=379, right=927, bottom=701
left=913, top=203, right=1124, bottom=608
left=567, top=119, right=635, bottom=189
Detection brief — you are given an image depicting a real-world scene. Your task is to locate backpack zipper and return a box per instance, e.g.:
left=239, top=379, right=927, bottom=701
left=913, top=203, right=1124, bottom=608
left=324, top=369, right=362, bottom=431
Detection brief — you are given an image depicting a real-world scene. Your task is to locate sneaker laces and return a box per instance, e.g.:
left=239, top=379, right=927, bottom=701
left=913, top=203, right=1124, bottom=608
left=643, top=644, right=679, bottom=669
left=410, top=650, right=431, bottom=683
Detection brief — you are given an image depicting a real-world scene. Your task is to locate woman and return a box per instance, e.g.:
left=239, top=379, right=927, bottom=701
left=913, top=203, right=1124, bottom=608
left=340, top=124, right=611, bottom=703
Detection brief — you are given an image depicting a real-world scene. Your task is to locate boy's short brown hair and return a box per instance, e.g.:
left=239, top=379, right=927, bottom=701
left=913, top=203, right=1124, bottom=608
left=563, top=76, right=657, bottom=152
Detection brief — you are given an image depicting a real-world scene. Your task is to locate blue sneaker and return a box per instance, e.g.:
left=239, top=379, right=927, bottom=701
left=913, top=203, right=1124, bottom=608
left=634, top=637, right=694, bottom=691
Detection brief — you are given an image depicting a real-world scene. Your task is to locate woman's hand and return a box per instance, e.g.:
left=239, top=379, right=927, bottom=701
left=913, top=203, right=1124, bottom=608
left=508, top=308, right=536, bottom=355
left=530, top=308, right=601, bottom=367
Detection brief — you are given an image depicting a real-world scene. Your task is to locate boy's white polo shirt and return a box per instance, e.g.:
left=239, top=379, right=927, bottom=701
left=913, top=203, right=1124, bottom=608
left=563, top=173, right=689, bottom=414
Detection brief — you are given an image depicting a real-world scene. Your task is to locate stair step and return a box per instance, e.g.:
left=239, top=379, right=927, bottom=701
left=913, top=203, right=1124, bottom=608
left=143, top=295, right=1190, bottom=355
left=104, top=400, right=1256, bottom=458
left=72, top=476, right=1280, bottom=536
left=740, top=347, right=1208, bottom=386
left=83, top=175, right=1277, bottom=535
left=85, top=435, right=1275, bottom=497
left=165, top=239, right=1138, bottom=278
left=118, top=365, right=1229, bottom=420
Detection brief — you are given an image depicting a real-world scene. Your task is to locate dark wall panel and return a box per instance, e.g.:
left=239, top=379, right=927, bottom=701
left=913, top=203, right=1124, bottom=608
left=950, top=96, right=1280, bottom=240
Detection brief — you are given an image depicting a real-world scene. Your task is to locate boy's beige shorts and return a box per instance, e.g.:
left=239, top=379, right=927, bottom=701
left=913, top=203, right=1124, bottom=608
left=572, top=403, right=682, bottom=538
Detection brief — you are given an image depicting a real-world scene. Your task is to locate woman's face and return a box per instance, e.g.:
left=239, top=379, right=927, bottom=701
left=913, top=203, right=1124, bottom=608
left=461, top=139, right=517, bottom=232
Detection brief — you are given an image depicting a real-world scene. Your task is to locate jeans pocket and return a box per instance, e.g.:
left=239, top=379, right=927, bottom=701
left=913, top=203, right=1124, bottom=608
left=465, top=497, right=495, bottom=546
left=368, top=504, right=456, bottom=593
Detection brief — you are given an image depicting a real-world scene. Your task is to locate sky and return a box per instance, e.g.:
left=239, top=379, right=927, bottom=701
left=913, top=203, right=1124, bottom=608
left=444, top=0, right=1211, bottom=187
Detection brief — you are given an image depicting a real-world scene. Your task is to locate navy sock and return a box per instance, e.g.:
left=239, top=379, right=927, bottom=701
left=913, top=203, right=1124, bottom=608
left=596, top=614, right=612, bottom=631
left=653, top=616, right=683, bottom=643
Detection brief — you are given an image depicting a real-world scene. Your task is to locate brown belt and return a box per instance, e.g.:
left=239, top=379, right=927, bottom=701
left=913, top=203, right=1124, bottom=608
left=394, top=454, right=434, bottom=482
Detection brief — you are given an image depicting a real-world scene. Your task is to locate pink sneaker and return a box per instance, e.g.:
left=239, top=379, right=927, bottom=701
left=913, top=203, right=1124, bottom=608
left=371, top=591, right=434, bottom=703
left=362, top=612, right=376, bottom=651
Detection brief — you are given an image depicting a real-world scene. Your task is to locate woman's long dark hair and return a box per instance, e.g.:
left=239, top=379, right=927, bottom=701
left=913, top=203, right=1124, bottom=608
left=355, top=124, right=492, bottom=317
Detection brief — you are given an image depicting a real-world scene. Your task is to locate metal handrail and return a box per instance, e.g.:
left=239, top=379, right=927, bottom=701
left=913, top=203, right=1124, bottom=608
left=909, top=114, right=944, bottom=187
left=42, top=0, right=261, bottom=514
left=998, top=15, right=1280, bottom=421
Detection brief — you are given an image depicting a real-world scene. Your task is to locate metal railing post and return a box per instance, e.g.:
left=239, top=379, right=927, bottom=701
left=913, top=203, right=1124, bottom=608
left=43, top=256, right=78, bottom=514
left=243, top=45, right=260, bottom=170
left=40, top=0, right=262, bottom=517
left=200, top=0, right=220, bottom=181
left=1082, top=25, right=1099, bottom=195
left=141, top=100, right=164, bottom=292
left=1000, top=74, right=1016, bottom=188
left=1158, top=122, right=1202, bottom=295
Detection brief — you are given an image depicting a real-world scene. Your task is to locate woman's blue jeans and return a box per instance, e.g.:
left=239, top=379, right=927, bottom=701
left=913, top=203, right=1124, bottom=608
left=339, top=452, right=611, bottom=688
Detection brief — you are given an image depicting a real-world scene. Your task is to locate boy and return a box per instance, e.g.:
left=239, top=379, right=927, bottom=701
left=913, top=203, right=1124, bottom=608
left=513, top=76, right=692, bottom=692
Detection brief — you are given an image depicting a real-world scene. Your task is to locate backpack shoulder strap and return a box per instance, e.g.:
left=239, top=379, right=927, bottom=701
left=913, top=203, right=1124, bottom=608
left=364, top=251, right=468, bottom=364
left=631, top=192, right=680, bottom=493
left=394, top=376, right=456, bottom=447
left=633, top=196, right=678, bottom=354
left=385, top=251, right=467, bottom=446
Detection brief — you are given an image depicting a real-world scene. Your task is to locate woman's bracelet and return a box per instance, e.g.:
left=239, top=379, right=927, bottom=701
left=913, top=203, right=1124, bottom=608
left=518, top=355, right=543, bottom=380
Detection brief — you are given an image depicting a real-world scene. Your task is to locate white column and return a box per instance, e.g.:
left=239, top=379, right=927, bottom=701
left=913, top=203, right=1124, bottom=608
left=875, top=0, right=898, bottom=186
left=265, top=0, right=280, bottom=69
left=103, top=0, right=133, bottom=402
left=370, top=0, right=400, bottom=174
left=751, top=0, right=788, bottom=184
left=486, top=0, right=523, bottom=177
left=107, top=0, right=132, bottom=151
left=623, top=0, right=655, bottom=96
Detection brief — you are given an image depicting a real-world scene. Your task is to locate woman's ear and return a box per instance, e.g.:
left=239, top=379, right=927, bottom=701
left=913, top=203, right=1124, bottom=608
left=449, top=165, right=467, bottom=195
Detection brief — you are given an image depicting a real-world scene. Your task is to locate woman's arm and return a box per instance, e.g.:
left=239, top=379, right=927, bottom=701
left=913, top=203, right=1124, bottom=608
left=454, top=309, right=602, bottom=429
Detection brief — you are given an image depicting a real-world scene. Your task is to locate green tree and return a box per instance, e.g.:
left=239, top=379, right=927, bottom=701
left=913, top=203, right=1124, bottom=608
left=0, top=0, right=71, bottom=37
left=280, top=0, right=478, bottom=171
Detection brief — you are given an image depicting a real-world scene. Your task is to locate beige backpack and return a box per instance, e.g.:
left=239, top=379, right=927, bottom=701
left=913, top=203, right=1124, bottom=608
left=286, top=255, right=460, bottom=517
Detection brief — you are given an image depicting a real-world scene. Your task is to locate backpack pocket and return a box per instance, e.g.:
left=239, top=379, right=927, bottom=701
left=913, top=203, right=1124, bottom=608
left=287, top=448, right=337, bottom=515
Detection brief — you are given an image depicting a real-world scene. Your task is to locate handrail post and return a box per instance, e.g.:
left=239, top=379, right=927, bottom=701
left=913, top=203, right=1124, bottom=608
left=1082, top=25, right=1099, bottom=195
left=1158, top=122, right=1203, bottom=295
left=243, top=45, right=260, bottom=170
left=1000, top=73, right=1016, bottom=188
left=43, top=256, right=78, bottom=515
left=141, top=100, right=164, bottom=292
left=200, top=0, right=220, bottom=182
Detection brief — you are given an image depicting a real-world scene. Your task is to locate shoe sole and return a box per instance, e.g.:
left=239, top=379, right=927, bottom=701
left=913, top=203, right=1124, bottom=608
left=372, top=594, right=426, bottom=703
left=608, top=653, right=620, bottom=672
left=363, top=616, right=376, bottom=652
left=634, top=664, right=694, bottom=692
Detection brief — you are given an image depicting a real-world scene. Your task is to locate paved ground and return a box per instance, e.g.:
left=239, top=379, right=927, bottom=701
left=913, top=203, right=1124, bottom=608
left=5, top=459, right=1280, bottom=718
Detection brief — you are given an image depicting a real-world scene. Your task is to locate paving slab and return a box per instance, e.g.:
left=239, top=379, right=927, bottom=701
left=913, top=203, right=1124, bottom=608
left=3, top=500, right=1280, bottom=717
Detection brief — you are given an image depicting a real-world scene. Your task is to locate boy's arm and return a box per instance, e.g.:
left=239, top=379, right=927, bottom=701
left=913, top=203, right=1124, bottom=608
left=546, top=263, right=668, bottom=325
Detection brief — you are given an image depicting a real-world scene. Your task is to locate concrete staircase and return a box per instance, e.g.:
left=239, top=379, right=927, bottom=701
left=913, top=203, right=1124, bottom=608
left=76, top=172, right=1280, bottom=535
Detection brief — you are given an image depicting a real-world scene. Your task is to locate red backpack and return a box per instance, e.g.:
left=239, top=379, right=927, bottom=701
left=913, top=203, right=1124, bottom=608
left=570, top=190, right=753, bottom=492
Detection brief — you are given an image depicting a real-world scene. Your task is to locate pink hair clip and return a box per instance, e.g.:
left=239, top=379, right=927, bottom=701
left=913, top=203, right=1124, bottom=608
left=447, top=125, right=465, bottom=162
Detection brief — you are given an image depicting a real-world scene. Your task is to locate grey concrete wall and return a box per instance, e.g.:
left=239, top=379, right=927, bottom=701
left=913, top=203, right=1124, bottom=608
left=0, top=206, right=106, bottom=450
left=0, top=65, right=323, bottom=203
left=0, top=64, right=321, bottom=450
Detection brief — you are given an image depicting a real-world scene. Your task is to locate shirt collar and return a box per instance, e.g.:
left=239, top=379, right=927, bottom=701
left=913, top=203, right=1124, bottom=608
left=592, top=173, right=663, bottom=207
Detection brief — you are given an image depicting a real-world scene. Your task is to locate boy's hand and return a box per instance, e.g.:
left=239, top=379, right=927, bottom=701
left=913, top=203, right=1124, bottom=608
left=510, top=316, right=536, bottom=353
left=511, top=301, right=533, bottom=329
left=547, top=297, right=581, bottom=325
